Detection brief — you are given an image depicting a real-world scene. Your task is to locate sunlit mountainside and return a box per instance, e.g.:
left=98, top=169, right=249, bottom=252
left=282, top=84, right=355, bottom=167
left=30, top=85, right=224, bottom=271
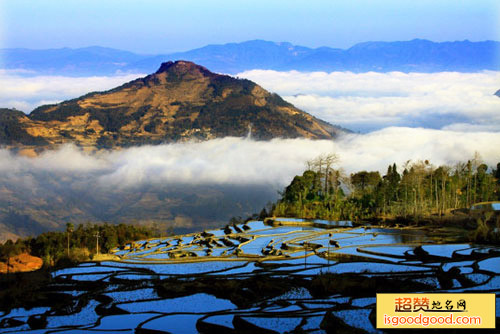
left=0, top=61, right=343, bottom=152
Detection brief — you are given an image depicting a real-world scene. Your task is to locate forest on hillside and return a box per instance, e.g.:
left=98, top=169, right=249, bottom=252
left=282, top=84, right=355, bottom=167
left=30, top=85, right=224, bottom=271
left=272, top=154, right=500, bottom=242
left=0, top=223, right=167, bottom=270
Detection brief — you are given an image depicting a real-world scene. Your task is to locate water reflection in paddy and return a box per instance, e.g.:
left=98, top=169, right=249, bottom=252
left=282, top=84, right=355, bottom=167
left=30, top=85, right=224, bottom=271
left=1, top=218, right=499, bottom=334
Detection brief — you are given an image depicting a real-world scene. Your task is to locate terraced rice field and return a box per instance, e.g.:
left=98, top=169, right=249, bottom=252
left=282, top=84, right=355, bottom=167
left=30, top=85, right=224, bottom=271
left=1, top=218, right=499, bottom=333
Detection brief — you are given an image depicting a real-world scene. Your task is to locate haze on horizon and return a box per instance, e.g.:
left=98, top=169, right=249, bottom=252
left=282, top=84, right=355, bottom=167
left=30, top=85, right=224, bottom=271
left=1, top=0, right=499, bottom=53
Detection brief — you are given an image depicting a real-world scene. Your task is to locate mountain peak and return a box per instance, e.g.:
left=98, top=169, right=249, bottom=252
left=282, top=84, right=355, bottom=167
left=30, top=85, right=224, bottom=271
left=2, top=61, right=343, bottom=149
left=155, top=60, right=214, bottom=77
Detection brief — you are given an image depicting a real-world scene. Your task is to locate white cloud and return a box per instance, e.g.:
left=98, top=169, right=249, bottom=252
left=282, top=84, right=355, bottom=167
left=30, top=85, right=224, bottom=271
left=1, top=131, right=499, bottom=192
left=0, top=72, right=144, bottom=112
left=0, top=130, right=497, bottom=237
left=441, top=123, right=500, bottom=132
left=238, top=70, right=500, bottom=132
left=333, top=127, right=500, bottom=173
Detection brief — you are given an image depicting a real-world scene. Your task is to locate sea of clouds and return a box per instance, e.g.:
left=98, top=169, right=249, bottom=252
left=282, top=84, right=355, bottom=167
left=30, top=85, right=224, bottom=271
left=239, top=70, right=500, bottom=132
left=1, top=132, right=499, bottom=192
left=0, top=70, right=499, bottom=188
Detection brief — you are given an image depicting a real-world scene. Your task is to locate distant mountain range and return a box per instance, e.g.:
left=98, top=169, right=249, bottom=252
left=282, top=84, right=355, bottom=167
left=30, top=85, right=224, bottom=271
left=2, top=39, right=499, bottom=76
left=0, top=61, right=343, bottom=151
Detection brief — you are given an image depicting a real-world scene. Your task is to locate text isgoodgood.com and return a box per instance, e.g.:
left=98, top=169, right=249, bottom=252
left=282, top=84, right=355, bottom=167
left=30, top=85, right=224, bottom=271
left=384, top=313, right=481, bottom=327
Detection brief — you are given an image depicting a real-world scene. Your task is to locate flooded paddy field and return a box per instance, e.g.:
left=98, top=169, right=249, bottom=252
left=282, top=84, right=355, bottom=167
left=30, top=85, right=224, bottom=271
left=1, top=219, right=499, bottom=333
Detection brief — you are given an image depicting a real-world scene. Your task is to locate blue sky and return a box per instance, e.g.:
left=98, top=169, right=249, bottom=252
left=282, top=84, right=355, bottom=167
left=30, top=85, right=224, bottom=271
left=1, top=0, right=499, bottom=53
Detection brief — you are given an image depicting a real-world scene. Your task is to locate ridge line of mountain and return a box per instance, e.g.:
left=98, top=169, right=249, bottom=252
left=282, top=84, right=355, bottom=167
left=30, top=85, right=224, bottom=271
left=2, top=39, right=499, bottom=76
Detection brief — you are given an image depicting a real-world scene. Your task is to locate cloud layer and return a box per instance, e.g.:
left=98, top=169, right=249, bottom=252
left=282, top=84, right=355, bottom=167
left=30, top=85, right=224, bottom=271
left=238, top=70, right=500, bottom=132
left=1, top=130, right=498, bottom=239
left=2, top=130, right=499, bottom=191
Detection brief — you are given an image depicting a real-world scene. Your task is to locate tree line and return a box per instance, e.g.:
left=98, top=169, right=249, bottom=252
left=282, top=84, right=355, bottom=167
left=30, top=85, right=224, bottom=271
left=0, top=223, right=169, bottom=270
left=272, top=154, right=500, bottom=222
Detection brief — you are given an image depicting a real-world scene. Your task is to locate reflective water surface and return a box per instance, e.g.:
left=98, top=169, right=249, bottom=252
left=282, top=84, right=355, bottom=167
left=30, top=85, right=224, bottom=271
left=1, top=218, right=499, bottom=333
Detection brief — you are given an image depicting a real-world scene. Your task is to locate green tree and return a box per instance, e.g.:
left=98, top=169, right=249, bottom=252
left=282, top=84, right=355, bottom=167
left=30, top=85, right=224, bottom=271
left=2, top=240, right=16, bottom=274
left=350, top=171, right=381, bottom=194
left=66, top=222, right=74, bottom=257
left=494, top=162, right=500, bottom=200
